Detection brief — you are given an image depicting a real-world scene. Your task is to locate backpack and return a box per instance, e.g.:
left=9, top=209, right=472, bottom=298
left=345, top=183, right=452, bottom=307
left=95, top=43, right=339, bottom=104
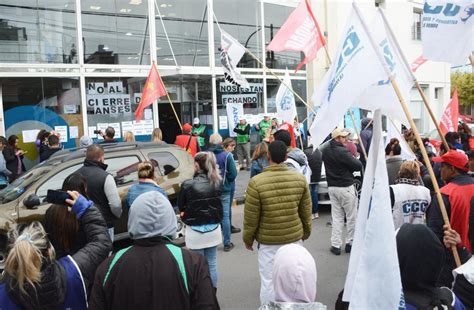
left=285, top=157, right=311, bottom=184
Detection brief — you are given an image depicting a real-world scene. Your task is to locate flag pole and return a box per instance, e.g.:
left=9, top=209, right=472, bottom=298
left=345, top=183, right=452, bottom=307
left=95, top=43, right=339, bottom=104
left=378, top=9, right=450, bottom=151
left=354, top=3, right=461, bottom=266
left=153, top=61, right=183, bottom=130
left=348, top=109, right=368, bottom=161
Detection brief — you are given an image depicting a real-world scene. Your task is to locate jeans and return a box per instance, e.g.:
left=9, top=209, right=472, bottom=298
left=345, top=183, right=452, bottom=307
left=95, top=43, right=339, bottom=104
left=328, top=185, right=358, bottom=248
left=221, top=192, right=231, bottom=246
left=192, top=246, right=218, bottom=288
left=309, top=183, right=319, bottom=214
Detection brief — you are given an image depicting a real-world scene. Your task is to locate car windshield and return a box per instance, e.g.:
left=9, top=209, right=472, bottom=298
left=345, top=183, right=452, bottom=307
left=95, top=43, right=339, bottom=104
left=0, top=165, right=53, bottom=204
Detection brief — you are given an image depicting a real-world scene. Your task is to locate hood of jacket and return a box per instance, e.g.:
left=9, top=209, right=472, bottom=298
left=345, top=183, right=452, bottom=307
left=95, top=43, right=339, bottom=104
left=396, top=224, right=445, bottom=295
left=128, top=191, right=177, bottom=240
left=6, top=260, right=65, bottom=310
left=287, top=148, right=308, bottom=166
left=260, top=301, right=327, bottom=310
left=274, top=244, right=317, bottom=303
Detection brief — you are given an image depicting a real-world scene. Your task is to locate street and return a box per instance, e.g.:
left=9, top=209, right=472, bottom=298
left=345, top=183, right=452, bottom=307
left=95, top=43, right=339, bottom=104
left=216, top=203, right=349, bottom=309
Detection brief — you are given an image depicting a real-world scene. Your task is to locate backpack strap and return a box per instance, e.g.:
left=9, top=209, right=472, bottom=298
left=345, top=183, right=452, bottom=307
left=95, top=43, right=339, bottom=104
left=103, top=246, right=133, bottom=287
left=165, top=244, right=189, bottom=294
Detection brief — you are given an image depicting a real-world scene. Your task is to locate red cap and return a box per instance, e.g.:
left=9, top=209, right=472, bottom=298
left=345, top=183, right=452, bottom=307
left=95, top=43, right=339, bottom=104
left=182, top=123, right=192, bottom=133
left=432, top=150, right=469, bottom=172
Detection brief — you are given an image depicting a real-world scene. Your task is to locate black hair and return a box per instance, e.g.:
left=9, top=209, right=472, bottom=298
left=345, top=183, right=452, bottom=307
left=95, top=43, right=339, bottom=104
left=62, top=173, right=89, bottom=199
left=273, top=130, right=291, bottom=147
left=48, top=134, right=59, bottom=146
left=7, top=135, right=18, bottom=148
left=268, top=141, right=287, bottom=164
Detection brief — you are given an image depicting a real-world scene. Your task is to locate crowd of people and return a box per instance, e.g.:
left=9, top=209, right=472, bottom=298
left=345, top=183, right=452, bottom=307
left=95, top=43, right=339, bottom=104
left=0, top=115, right=472, bottom=309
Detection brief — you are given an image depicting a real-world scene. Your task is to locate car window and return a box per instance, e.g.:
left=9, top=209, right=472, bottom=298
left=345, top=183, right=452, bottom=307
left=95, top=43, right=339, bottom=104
left=0, top=166, right=53, bottom=203
left=106, top=156, right=141, bottom=186
left=36, top=164, right=83, bottom=198
left=147, top=152, right=180, bottom=176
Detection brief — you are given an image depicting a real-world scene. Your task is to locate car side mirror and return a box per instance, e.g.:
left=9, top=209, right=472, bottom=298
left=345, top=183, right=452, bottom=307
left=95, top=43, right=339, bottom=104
left=24, top=194, right=40, bottom=209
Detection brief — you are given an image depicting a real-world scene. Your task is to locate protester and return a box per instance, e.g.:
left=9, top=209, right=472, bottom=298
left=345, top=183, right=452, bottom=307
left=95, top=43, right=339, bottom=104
left=293, top=118, right=305, bottom=149
left=178, top=152, right=223, bottom=288
left=256, top=115, right=272, bottom=142
left=208, top=133, right=237, bottom=252
left=426, top=150, right=474, bottom=286
left=40, top=134, right=62, bottom=162
left=344, top=130, right=358, bottom=158
left=304, top=144, right=323, bottom=219
left=385, top=138, right=403, bottom=185
left=250, top=142, right=269, bottom=178
left=192, top=117, right=207, bottom=150
left=80, top=135, right=93, bottom=148
left=123, top=131, right=135, bottom=142
left=35, top=129, right=50, bottom=159
left=222, top=138, right=241, bottom=234
left=76, top=144, right=121, bottom=241
left=359, top=118, right=373, bottom=167
left=458, top=123, right=473, bottom=151
left=89, top=191, right=219, bottom=309
left=390, top=161, right=431, bottom=230
left=126, top=161, right=167, bottom=209
left=0, top=191, right=112, bottom=310
left=244, top=140, right=312, bottom=304
left=322, top=128, right=362, bottom=255
left=3, top=135, right=25, bottom=182
left=396, top=224, right=466, bottom=309
left=271, top=118, right=279, bottom=131
left=263, top=128, right=274, bottom=144
left=151, top=128, right=163, bottom=142
left=233, top=117, right=251, bottom=171
left=100, top=127, right=117, bottom=143
left=260, top=244, right=326, bottom=310
left=0, top=136, right=11, bottom=189
left=273, top=129, right=311, bottom=183
left=446, top=132, right=463, bottom=151
left=175, top=123, right=199, bottom=157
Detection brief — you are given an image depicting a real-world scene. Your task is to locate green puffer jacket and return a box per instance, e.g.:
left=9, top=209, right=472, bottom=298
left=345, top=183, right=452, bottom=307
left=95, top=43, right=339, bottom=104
left=243, top=164, right=312, bottom=245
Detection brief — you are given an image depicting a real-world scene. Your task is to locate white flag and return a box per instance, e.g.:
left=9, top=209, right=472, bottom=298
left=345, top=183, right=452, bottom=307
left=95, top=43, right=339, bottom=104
left=343, top=110, right=402, bottom=309
left=421, top=0, right=474, bottom=65
left=355, top=9, right=412, bottom=126
left=386, top=119, right=416, bottom=161
left=226, top=101, right=243, bottom=138
left=310, top=9, right=386, bottom=147
left=275, top=70, right=297, bottom=124
left=220, top=30, right=249, bottom=89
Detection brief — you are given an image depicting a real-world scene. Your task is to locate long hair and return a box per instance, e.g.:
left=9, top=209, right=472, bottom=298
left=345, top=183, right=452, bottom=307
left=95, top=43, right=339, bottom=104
left=194, top=152, right=222, bottom=187
left=123, top=131, right=135, bottom=142
left=385, top=138, right=401, bottom=156
left=252, top=142, right=269, bottom=161
left=7, top=135, right=18, bottom=149
left=5, top=221, right=54, bottom=294
left=151, top=128, right=162, bottom=142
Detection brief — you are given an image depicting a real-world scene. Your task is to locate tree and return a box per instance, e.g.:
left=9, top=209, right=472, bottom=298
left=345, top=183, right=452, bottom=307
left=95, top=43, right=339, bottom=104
left=451, top=72, right=473, bottom=106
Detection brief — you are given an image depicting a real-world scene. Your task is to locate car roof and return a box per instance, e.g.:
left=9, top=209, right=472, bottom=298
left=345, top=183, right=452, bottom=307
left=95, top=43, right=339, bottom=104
left=46, top=142, right=181, bottom=164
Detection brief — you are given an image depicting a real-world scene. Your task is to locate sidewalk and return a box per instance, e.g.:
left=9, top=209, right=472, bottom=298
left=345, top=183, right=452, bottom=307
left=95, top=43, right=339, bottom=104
left=234, top=169, right=250, bottom=205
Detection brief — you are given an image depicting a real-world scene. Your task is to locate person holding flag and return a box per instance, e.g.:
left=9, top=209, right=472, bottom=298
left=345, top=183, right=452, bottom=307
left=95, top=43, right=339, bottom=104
left=175, top=123, right=199, bottom=157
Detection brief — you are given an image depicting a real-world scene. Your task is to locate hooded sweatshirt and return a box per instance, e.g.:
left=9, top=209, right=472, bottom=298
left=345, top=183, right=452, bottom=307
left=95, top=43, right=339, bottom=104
left=286, top=148, right=311, bottom=183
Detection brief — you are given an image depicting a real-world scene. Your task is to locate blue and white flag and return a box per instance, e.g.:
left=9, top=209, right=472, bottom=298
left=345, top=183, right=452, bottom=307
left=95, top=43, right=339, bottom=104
left=310, top=8, right=386, bottom=147
left=275, top=70, right=297, bottom=124
left=422, top=0, right=473, bottom=65
left=343, top=110, right=402, bottom=309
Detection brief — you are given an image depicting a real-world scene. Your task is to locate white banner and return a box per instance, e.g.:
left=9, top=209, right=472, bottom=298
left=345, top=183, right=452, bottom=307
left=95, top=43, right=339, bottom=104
left=226, top=102, right=244, bottom=137
left=87, top=94, right=132, bottom=114
left=222, top=94, right=258, bottom=105
left=220, top=30, right=249, bottom=89
left=421, top=0, right=474, bottom=65
left=386, top=119, right=416, bottom=161
left=275, top=70, right=297, bottom=124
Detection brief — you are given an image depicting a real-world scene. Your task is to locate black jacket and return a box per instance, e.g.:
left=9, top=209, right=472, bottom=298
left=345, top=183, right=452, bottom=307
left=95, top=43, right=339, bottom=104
left=76, top=160, right=116, bottom=228
left=2, top=146, right=24, bottom=180
left=40, top=147, right=61, bottom=162
left=304, top=147, right=322, bottom=183
left=3, top=206, right=111, bottom=309
left=322, top=140, right=362, bottom=187
left=233, top=124, right=250, bottom=135
left=89, top=237, right=220, bottom=310
left=178, top=173, right=223, bottom=226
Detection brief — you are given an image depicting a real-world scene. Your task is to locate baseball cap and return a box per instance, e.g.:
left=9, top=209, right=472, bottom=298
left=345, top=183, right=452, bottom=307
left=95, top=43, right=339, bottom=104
left=432, top=150, right=469, bottom=172
left=182, top=123, right=192, bottom=132
left=239, top=115, right=246, bottom=120
left=193, top=117, right=200, bottom=125
left=331, top=128, right=351, bottom=139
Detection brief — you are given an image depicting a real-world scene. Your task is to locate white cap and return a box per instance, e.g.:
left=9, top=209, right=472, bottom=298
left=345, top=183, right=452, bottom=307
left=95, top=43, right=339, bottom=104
left=193, top=117, right=200, bottom=125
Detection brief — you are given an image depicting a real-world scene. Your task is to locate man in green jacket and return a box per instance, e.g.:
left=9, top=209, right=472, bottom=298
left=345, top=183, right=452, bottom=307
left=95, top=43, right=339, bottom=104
left=255, top=115, right=272, bottom=141
left=243, top=140, right=312, bottom=305
left=192, top=117, right=206, bottom=149
left=233, top=117, right=251, bottom=171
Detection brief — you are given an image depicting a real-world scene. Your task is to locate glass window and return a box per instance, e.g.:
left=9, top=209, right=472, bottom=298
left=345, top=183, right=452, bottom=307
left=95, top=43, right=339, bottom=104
left=0, top=165, right=52, bottom=203
left=0, top=77, right=82, bottom=169
left=36, top=164, right=82, bottom=198
left=81, top=0, right=150, bottom=65
left=0, top=0, right=77, bottom=64
left=148, top=152, right=179, bottom=176
left=107, top=156, right=141, bottom=186
left=412, top=9, right=422, bottom=41
left=85, top=77, right=156, bottom=142
left=264, top=3, right=304, bottom=70
left=213, top=0, right=261, bottom=68
left=155, top=0, right=208, bottom=66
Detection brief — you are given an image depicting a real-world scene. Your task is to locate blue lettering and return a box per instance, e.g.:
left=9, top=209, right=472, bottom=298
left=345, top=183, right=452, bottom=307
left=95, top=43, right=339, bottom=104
left=335, top=29, right=360, bottom=75
left=443, top=3, right=460, bottom=16
left=424, top=3, right=443, bottom=14
left=424, top=2, right=460, bottom=16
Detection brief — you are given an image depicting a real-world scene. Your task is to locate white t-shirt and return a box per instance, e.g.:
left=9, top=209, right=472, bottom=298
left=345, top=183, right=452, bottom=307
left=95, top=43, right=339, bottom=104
left=391, top=183, right=431, bottom=230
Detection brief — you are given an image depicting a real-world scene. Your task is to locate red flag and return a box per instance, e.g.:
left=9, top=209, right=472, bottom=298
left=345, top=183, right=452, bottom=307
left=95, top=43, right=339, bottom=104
left=135, top=63, right=167, bottom=121
left=267, top=0, right=325, bottom=73
left=439, top=89, right=459, bottom=136
left=410, top=55, right=427, bottom=72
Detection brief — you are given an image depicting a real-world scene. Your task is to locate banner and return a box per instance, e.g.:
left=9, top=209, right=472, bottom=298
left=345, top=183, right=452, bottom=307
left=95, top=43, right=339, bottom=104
left=267, top=0, right=325, bottom=72
left=226, top=102, right=244, bottom=137
left=310, top=9, right=386, bottom=147
left=343, top=110, right=402, bottom=308
left=220, top=30, right=249, bottom=89
left=439, top=89, right=459, bottom=135
left=275, top=70, right=297, bottom=124
left=222, top=94, right=258, bottom=105
left=421, top=0, right=474, bottom=65
left=87, top=94, right=132, bottom=114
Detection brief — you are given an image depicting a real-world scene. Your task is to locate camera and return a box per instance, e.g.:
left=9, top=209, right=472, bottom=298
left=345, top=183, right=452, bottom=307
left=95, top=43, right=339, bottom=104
left=93, top=130, right=101, bottom=135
